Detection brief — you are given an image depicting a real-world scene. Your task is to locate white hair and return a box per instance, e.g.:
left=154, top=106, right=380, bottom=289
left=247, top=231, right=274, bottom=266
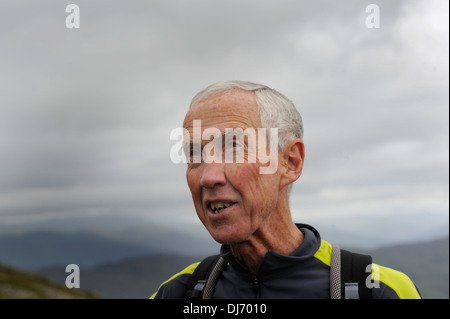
left=190, top=80, right=303, bottom=149
left=189, top=80, right=304, bottom=194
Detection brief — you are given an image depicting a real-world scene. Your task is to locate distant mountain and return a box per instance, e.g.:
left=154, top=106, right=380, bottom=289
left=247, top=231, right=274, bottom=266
left=37, top=236, right=449, bottom=299
left=0, top=262, right=98, bottom=299
left=369, top=237, right=449, bottom=299
left=0, top=231, right=153, bottom=270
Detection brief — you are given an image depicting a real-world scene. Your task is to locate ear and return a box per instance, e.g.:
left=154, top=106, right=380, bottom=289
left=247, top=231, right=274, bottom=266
left=279, top=139, right=305, bottom=189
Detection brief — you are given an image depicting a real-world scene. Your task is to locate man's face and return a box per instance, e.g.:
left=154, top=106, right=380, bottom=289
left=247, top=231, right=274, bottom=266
left=183, top=90, right=282, bottom=244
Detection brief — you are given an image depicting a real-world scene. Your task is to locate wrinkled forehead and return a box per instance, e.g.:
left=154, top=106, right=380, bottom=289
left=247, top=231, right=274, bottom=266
left=183, top=90, right=261, bottom=131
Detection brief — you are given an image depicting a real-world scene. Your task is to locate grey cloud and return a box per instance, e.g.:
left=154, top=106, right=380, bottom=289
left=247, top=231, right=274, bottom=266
left=0, top=0, right=447, bottom=246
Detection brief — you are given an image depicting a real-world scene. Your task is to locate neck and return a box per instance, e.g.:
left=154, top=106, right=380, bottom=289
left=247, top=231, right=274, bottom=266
left=229, top=198, right=304, bottom=274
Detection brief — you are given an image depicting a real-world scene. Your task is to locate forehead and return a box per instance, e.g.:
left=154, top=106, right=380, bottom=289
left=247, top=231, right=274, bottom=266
left=183, top=90, right=261, bottom=130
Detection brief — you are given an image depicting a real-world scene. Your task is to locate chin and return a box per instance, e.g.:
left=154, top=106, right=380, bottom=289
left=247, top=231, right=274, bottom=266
left=208, top=226, right=249, bottom=245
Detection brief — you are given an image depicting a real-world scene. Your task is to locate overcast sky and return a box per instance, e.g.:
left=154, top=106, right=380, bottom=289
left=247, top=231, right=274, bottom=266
left=0, top=0, right=448, bottom=247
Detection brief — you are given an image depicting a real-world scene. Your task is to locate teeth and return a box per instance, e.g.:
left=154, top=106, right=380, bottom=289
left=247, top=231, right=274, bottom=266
left=210, top=201, right=232, bottom=214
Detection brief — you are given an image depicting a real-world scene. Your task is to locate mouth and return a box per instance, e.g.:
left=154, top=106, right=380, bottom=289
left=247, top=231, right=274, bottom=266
left=207, top=200, right=237, bottom=215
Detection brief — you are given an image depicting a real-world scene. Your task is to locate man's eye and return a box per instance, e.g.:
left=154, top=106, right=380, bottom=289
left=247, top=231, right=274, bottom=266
left=188, top=147, right=202, bottom=163
left=191, top=151, right=201, bottom=159
left=227, top=141, right=240, bottom=148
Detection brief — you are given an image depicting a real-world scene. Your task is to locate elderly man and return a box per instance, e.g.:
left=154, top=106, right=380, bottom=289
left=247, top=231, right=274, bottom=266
left=151, top=81, right=421, bottom=299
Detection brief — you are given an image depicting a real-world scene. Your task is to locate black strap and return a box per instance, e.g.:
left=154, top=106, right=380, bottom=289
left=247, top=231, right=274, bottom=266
left=340, top=249, right=373, bottom=299
left=185, top=254, right=221, bottom=299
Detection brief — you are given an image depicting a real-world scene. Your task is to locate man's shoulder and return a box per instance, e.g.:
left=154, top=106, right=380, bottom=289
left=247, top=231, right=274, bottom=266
left=372, top=263, right=421, bottom=299
left=150, top=262, right=200, bottom=299
left=314, top=239, right=421, bottom=299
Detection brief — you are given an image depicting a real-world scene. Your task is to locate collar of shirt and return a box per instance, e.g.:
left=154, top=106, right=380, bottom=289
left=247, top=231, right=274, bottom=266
left=219, top=223, right=323, bottom=280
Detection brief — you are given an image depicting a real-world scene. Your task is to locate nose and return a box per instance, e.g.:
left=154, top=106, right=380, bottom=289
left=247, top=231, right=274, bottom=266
left=199, top=162, right=226, bottom=189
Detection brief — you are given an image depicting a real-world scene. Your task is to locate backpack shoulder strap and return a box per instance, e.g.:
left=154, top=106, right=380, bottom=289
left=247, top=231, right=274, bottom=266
left=341, top=247, right=373, bottom=299
left=330, top=245, right=342, bottom=299
left=185, top=254, right=223, bottom=299
left=331, top=246, right=373, bottom=299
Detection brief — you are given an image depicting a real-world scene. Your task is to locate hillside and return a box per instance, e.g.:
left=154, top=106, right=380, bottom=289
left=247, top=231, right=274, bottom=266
left=0, top=262, right=98, bottom=299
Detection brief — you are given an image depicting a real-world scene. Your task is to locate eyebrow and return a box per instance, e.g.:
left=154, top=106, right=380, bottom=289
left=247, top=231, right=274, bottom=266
left=183, top=127, right=256, bottom=146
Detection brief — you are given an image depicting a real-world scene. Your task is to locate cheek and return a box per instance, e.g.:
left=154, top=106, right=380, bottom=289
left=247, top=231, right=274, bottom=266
left=186, top=168, right=202, bottom=203
left=186, top=169, right=208, bottom=224
left=229, top=163, right=279, bottom=204
left=186, top=168, right=195, bottom=188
